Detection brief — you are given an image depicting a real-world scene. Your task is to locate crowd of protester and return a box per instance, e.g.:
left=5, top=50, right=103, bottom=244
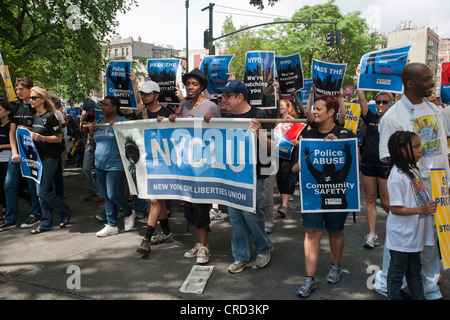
left=0, top=62, right=449, bottom=300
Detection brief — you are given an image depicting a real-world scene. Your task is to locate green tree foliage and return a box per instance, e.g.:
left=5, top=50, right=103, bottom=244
left=0, top=0, right=137, bottom=101
left=249, top=0, right=280, bottom=10
left=220, top=16, right=264, bottom=81
left=221, top=0, right=385, bottom=88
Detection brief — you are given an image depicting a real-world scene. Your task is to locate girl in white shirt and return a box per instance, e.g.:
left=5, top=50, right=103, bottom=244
left=386, top=130, right=437, bottom=300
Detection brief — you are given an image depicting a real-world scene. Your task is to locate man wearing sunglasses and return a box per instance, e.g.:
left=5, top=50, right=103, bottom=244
left=0, top=78, right=42, bottom=231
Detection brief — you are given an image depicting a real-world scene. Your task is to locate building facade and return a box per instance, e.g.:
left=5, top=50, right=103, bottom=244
left=387, top=23, right=440, bottom=82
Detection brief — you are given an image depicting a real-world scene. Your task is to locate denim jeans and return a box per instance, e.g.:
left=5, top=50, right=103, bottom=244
left=0, top=161, right=8, bottom=210
left=4, top=158, right=41, bottom=223
left=227, top=179, right=271, bottom=262
left=82, top=144, right=105, bottom=198
left=134, top=196, right=148, bottom=217
left=35, top=158, right=72, bottom=230
left=96, top=168, right=132, bottom=227
left=387, top=250, right=425, bottom=300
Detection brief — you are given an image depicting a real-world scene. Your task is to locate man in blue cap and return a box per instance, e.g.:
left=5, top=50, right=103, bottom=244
left=217, top=80, right=274, bottom=274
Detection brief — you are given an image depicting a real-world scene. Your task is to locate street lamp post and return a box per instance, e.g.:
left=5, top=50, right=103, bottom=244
left=185, top=0, right=189, bottom=72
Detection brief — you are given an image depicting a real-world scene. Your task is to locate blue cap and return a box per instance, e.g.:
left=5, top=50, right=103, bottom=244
left=83, top=99, right=98, bottom=111
left=218, top=80, right=248, bottom=96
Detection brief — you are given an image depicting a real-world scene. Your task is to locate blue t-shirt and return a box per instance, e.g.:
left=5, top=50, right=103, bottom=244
left=93, top=115, right=127, bottom=171
left=66, top=108, right=80, bottom=118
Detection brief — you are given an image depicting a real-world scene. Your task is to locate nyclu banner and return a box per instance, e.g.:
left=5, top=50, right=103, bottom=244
left=113, top=118, right=258, bottom=212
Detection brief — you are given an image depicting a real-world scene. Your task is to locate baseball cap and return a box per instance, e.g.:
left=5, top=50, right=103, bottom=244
left=217, top=80, right=248, bottom=96
left=83, top=99, right=98, bottom=111
left=139, top=81, right=160, bottom=94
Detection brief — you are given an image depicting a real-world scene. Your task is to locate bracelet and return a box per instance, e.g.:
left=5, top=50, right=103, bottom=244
left=44, top=136, right=47, bottom=143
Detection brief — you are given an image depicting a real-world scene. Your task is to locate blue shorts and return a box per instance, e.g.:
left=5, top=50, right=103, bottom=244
left=302, top=211, right=349, bottom=234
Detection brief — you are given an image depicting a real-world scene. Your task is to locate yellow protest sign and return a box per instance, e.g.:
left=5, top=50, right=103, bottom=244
left=0, top=65, right=17, bottom=102
left=342, top=102, right=361, bottom=134
left=431, top=168, right=450, bottom=271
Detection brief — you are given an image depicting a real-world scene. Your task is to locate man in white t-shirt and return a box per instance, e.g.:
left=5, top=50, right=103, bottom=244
left=375, top=63, right=450, bottom=300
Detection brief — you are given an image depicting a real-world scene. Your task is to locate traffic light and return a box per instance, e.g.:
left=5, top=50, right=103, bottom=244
left=204, top=29, right=210, bottom=49
left=326, top=32, right=334, bottom=46
left=334, top=29, right=341, bottom=46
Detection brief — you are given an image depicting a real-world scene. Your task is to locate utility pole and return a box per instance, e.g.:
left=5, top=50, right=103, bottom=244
left=185, top=0, right=189, bottom=72
left=202, top=3, right=215, bottom=55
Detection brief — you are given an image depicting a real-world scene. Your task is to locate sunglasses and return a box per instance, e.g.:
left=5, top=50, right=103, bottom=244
left=375, top=100, right=390, bottom=105
left=30, top=96, right=42, bottom=101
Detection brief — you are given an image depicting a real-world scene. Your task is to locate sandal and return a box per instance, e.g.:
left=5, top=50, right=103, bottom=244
left=59, top=213, right=72, bottom=228
left=30, top=228, right=50, bottom=235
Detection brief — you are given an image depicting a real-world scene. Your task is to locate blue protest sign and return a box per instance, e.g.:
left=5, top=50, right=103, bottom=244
left=147, top=59, right=181, bottom=104
left=244, top=51, right=277, bottom=109
left=299, top=138, right=360, bottom=213
left=200, top=55, right=234, bottom=96
left=16, top=127, right=42, bottom=183
left=312, top=59, right=347, bottom=97
left=275, top=53, right=304, bottom=95
left=106, top=60, right=138, bottom=109
left=297, top=78, right=313, bottom=106
left=113, top=118, right=257, bottom=212
left=358, top=44, right=412, bottom=93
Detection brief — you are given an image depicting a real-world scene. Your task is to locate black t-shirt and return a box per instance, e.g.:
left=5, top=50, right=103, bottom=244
left=32, top=111, right=62, bottom=159
left=0, top=122, right=10, bottom=145
left=225, top=106, right=272, bottom=179
left=361, top=110, right=386, bottom=167
left=137, top=106, right=174, bottom=119
left=10, top=100, right=36, bottom=128
left=302, top=123, right=356, bottom=140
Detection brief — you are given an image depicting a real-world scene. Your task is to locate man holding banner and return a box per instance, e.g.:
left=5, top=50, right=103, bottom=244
left=376, top=63, right=450, bottom=300
left=218, top=80, right=273, bottom=274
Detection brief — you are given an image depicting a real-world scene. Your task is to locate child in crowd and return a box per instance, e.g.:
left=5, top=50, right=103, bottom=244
left=386, top=131, right=437, bottom=300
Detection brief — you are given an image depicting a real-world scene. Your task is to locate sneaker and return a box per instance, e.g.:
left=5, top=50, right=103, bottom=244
left=227, top=260, right=254, bottom=274
left=277, top=205, right=288, bottom=217
left=124, top=210, right=135, bottom=231
left=95, top=214, right=107, bottom=222
left=0, top=220, right=16, bottom=231
left=150, top=232, right=174, bottom=245
left=326, top=264, right=343, bottom=284
left=196, top=245, right=211, bottom=264
left=184, top=243, right=201, bottom=258
left=209, top=208, right=222, bottom=221
left=20, top=216, right=41, bottom=228
left=136, top=238, right=151, bottom=255
left=363, top=232, right=379, bottom=249
left=254, top=250, right=271, bottom=269
left=96, top=224, right=119, bottom=237
left=296, top=277, right=317, bottom=298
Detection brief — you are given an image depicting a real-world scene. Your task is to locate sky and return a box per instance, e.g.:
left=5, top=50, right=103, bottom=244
left=115, top=0, right=450, bottom=51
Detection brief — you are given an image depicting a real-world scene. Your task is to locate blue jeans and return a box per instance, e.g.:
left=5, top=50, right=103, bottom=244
left=387, top=250, right=425, bottom=300
left=96, top=168, right=132, bottom=227
left=82, top=144, right=105, bottom=198
left=4, top=158, right=41, bottom=223
left=36, top=158, right=72, bottom=230
left=227, top=179, right=271, bottom=262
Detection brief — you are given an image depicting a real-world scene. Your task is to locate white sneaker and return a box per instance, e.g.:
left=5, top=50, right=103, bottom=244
left=96, top=224, right=119, bottom=237
left=124, top=210, right=135, bottom=231
left=196, top=245, right=211, bottom=264
left=184, top=243, right=201, bottom=258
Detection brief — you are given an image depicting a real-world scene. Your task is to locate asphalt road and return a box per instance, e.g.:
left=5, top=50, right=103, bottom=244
left=0, top=164, right=448, bottom=312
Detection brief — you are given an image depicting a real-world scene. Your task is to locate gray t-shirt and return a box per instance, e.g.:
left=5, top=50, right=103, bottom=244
left=181, top=99, right=222, bottom=118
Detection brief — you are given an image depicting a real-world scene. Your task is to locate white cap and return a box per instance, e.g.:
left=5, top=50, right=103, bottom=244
left=139, top=81, right=160, bottom=93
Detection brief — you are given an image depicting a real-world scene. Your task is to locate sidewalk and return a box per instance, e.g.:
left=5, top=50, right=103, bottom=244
left=0, top=167, right=448, bottom=301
